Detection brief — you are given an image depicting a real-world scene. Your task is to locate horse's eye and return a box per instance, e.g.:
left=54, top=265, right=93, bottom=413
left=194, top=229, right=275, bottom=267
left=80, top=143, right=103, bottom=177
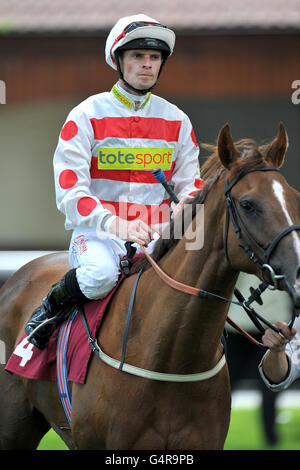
left=240, top=200, right=255, bottom=213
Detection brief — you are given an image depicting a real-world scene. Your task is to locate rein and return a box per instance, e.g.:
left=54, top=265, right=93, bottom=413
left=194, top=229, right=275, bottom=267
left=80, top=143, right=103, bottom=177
left=82, top=164, right=300, bottom=382
left=139, top=245, right=266, bottom=347
left=138, top=165, right=300, bottom=347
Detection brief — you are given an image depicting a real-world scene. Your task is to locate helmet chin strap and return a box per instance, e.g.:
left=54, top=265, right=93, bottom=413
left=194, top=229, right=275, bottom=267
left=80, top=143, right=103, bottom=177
left=122, top=77, right=156, bottom=95
left=115, top=53, right=166, bottom=95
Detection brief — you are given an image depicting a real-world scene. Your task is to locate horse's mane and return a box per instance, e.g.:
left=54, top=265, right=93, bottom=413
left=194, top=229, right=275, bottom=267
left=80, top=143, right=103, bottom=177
left=131, top=138, right=268, bottom=273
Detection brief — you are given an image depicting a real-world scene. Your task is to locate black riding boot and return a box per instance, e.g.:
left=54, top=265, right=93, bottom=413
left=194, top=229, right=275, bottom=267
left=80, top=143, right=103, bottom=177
left=25, top=268, right=88, bottom=350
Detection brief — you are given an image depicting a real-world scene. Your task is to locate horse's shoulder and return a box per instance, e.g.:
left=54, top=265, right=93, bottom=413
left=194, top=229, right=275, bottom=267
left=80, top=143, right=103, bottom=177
left=15, top=251, right=69, bottom=283
left=0, top=251, right=68, bottom=295
left=32, top=251, right=69, bottom=274
left=0, top=252, right=70, bottom=346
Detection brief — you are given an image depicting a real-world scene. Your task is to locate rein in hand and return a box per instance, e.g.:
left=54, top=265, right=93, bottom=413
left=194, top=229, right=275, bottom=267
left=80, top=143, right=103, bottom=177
left=138, top=242, right=271, bottom=348
left=136, top=167, right=299, bottom=347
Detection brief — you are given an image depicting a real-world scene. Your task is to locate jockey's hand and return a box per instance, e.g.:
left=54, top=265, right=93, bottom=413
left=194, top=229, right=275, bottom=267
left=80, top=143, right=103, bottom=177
left=171, top=195, right=190, bottom=220
left=262, top=321, right=297, bottom=352
left=109, top=217, right=155, bottom=246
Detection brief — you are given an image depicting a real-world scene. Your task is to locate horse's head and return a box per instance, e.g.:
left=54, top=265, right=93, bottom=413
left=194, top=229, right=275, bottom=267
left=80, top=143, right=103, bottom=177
left=217, top=123, right=300, bottom=311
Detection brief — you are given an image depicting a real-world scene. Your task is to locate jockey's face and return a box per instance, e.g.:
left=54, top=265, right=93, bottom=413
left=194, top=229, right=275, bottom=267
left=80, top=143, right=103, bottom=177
left=119, top=49, right=162, bottom=94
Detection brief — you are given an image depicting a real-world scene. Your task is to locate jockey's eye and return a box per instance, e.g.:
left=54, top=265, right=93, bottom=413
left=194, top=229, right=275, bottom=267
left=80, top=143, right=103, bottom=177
left=239, top=199, right=256, bottom=214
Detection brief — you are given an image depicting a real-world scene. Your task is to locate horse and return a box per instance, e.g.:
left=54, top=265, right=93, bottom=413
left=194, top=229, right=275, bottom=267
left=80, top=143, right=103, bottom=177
left=1, top=123, right=300, bottom=450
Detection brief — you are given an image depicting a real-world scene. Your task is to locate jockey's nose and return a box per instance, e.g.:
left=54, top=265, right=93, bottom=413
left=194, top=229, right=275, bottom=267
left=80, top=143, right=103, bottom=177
left=142, top=56, right=152, bottom=68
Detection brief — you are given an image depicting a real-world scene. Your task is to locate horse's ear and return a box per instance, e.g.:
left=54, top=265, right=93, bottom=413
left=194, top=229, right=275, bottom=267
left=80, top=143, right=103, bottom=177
left=217, top=124, right=239, bottom=169
left=265, top=123, right=288, bottom=168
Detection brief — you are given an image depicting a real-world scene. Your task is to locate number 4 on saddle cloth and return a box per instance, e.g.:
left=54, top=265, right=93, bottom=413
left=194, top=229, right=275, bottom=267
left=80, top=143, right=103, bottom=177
left=5, top=246, right=143, bottom=386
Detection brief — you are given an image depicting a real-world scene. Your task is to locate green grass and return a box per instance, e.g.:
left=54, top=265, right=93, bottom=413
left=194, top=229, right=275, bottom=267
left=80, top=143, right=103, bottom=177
left=225, top=407, right=300, bottom=450
left=37, top=407, right=300, bottom=450
left=38, top=430, right=68, bottom=450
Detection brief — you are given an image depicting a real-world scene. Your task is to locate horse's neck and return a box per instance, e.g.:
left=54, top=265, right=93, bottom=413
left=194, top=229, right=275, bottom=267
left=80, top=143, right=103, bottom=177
left=142, top=192, right=238, bottom=372
left=162, top=188, right=233, bottom=292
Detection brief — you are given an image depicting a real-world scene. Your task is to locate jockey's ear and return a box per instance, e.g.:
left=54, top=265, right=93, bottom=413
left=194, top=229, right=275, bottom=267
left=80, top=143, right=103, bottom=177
left=217, top=124, right=240, bottom=170
left=265, top=122, right=288, bottom=168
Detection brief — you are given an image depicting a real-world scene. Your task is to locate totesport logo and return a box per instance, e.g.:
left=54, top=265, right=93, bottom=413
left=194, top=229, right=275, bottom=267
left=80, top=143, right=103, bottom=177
left=97, top=147, right=173, bottom=170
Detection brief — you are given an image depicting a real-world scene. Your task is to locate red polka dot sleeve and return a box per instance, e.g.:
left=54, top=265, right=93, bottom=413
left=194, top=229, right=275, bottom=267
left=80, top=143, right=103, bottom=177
left=54, top=108, right=113, bottom=230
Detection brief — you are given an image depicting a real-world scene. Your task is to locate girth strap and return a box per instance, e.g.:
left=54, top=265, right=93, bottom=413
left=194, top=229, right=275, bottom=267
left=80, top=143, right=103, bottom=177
left=80, top=304, right=226, bottom=382
left=80, top=270, right=227, bottom=382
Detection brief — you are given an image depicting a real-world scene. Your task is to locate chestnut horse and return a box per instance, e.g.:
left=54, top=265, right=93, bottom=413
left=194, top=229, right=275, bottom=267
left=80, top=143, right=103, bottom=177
left=1, top=124, right=300, bottom=450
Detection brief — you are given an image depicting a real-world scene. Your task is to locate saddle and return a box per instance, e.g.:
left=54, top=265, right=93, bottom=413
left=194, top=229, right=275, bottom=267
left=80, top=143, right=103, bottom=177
left=5, top=244, right=142, bottom=384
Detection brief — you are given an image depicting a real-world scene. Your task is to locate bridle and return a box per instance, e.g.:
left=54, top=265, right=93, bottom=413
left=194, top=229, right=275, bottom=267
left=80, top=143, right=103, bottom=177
left=223, top=165, right=300, bottom=337
left=140, top=165, right=300, bottom=346
left=224, top=166, right=300, bottom=290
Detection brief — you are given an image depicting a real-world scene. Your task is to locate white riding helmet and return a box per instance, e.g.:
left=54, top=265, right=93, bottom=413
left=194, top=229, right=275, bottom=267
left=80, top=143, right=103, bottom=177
left=105, top=14, right=176, bottom=94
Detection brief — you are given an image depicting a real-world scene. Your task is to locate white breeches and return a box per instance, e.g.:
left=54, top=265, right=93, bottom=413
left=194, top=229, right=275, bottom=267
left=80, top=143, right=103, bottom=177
left=69, top=227, right=158, bottom=300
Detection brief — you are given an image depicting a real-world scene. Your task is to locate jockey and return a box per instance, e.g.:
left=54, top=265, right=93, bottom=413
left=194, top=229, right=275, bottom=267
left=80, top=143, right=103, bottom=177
left=25, top=13, right=201, bottom=349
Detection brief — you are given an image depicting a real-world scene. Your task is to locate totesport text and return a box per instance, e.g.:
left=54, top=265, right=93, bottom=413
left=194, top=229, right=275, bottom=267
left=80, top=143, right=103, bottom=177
left=97, top=147, right=173, bottom=170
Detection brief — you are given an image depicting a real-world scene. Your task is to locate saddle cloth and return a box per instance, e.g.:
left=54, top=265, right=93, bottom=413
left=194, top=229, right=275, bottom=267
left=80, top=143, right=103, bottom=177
left=5, top=272, right=128, bottom=384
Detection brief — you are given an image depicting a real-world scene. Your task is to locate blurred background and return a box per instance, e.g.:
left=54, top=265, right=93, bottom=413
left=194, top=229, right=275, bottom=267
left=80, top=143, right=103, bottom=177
left=1, top=0, right=300, bottom=449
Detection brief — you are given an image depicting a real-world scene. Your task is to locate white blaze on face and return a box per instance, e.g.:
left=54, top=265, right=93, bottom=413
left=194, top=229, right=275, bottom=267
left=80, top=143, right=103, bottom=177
left=272, top=180, right=300, bottom=270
